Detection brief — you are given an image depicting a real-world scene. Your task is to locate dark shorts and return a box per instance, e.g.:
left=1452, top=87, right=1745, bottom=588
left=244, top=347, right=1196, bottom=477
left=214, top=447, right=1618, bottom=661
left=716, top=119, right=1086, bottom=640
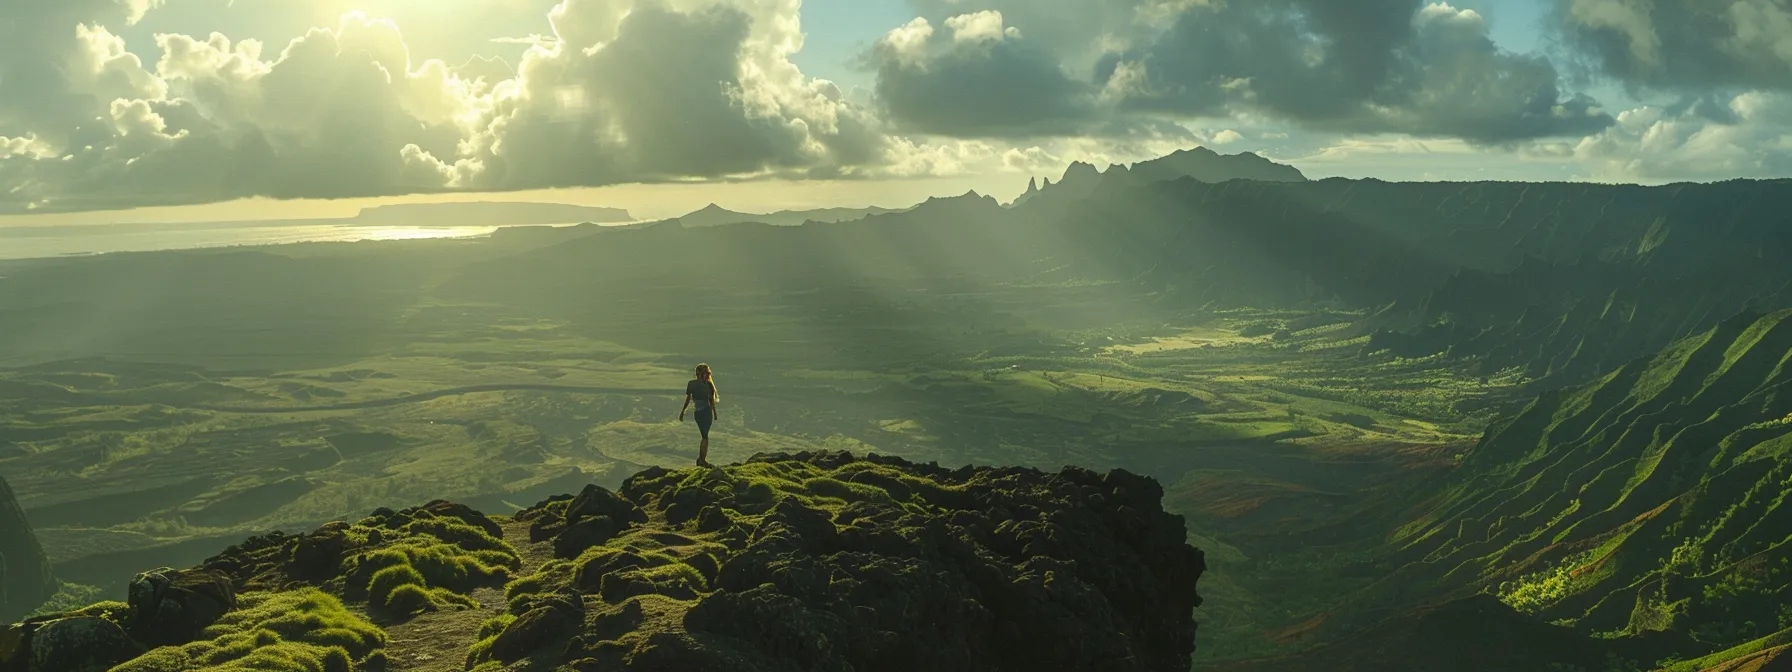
left=695, top=409, right=713, bottom=437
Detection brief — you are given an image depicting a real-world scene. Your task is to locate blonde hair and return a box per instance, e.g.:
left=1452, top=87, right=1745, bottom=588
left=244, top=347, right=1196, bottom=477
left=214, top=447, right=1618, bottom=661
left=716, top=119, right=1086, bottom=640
left=695, top=363, right=718, bottom=406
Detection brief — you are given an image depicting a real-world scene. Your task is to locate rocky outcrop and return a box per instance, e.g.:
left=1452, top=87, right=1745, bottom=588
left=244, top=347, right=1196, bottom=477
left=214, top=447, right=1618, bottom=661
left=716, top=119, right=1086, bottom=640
left=0, top=614, right=143, bottom=672
left=5, top=454, right=1203, bottom=671
left=0, top=476, right=54, bottom=623
left=1, top=497, right=512, bottom=671
left=124, top=568, right=235, bottom=646
left=484, top=451, right=1206, bottom=671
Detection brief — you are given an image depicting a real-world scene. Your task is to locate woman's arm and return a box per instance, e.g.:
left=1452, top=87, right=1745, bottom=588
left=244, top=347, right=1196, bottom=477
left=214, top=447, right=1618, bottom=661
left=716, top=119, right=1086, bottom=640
left=679, top=392, right=691, bottom=420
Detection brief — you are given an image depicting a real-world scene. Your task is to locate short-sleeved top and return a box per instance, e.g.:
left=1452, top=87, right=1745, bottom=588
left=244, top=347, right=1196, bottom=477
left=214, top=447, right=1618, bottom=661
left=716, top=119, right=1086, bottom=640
left=687, top=379, right=716, bottom=411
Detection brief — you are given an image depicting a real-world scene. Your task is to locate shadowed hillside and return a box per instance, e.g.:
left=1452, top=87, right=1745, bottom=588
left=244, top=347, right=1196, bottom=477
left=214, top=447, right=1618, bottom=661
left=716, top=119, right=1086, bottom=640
left=1354, top=309, right=1792, bottom=670
left=0, top=475, right=55, bottom=622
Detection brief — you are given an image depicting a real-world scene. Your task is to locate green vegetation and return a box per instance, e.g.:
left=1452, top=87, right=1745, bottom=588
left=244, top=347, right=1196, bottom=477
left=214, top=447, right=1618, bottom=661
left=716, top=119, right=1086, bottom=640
left=110, top=589, right=384, bottom=672
left=334, top=508, right=520, bottom=617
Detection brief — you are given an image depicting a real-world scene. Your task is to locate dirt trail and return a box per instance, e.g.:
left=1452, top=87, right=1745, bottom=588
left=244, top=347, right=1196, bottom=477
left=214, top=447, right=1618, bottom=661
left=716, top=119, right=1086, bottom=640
left=374, top=517, right=557, bottom=672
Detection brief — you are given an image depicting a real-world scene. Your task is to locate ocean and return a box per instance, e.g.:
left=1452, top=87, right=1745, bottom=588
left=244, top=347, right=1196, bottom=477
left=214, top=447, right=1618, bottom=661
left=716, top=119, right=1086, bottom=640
left=0, top=222, right=502, bottom=261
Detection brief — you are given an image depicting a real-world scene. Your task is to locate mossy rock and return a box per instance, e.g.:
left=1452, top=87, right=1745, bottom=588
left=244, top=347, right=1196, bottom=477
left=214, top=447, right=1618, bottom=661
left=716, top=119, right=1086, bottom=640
left=26, top=616, right=143, bottom=672
left=109, top=589, right=384, bottom=672
left=496, top=450, right=1204, bottom=671
left=127, top=568, right=235, bottom=647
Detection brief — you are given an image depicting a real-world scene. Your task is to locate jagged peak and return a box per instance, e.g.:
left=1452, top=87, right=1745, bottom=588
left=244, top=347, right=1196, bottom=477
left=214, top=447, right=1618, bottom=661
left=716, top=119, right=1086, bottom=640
left=1062, top=161, right=1101, bottom=182
left=921, top=189, right=992, bottom=206
left=1026, top=177, right=1038, bottom=194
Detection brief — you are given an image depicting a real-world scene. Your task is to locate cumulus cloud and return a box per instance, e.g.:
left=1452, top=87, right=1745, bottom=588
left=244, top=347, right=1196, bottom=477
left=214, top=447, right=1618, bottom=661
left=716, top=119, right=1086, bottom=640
left=443, top=0, right=894, bottom=190
left=3, top=0, right=1782, bottom=213
left=867, top=11, right=1109, bottom=138
left=1096, top=0, right=1614, bottom=144
left=1209, top=129, right=1243, bottom=145
left=1556, top=0, right=1792, bottom=92
left=1568, top=91, right=1792, bottom=182
left=0, top=0, right=903, bottom=212
left=1, top=12, right=489, bottom=212
left=901, top=0, right=1194, bottom=67
left=867, top=1, right=1612, bottom=144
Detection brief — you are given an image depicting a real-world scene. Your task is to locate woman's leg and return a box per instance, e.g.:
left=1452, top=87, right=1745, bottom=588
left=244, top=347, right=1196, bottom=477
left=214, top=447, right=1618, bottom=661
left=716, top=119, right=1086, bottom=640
left=697, top=410, right=713, bottom=466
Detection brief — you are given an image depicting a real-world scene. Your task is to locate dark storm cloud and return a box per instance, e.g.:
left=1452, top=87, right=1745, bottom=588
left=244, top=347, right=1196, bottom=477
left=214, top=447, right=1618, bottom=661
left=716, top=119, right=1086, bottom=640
left=868, top=1, right=1610, bottom=144
left=867, top=16, right=1104, bottom=138
left=1101, top=0, right=1614, bottom=144
left=1553, top=0, right=1792, bottom=92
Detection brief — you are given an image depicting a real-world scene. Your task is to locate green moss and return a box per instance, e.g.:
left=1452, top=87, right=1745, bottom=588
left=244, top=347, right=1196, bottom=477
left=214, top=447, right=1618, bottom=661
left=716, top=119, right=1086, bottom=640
left=385, top=584, right=434, bottom=615
left=801, top=477, right=893, bottom=504
left=70, top=600, right=131, bottom=625
left=632, top=562, right=707, bottom=590
left=340, top=521, right=517, bottom=616
left=465, top=614, right=517, bottom=665
left=504, top=573, right=548, bottom=598
left=741, top=481, right=776, bottom=502
left=111, top=589, right=384, bottom=672
left=400, top=514, right=511, bottom=553
left=506, top=559, right=575, bottom=613
left=368, top=564, right=427, bottom=606
left=478, top=614, right=517, bottom=640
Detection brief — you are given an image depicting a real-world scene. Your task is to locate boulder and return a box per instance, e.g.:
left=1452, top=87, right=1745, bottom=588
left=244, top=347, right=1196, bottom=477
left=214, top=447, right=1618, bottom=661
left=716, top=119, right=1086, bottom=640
left=26, top=617, right=140, bottom=672
left=0, top=621, right=28, bottom=672
left=415, top=500, right=503, bottom=538
left=566, top=485, right=647, bottom=526
left=286, top=528, right=349, bottom=580
left=489, top=593, right=584, bottom=662
left=553, top=516, right=620, bottom=560
left=127, top=568, right=235, bottom=646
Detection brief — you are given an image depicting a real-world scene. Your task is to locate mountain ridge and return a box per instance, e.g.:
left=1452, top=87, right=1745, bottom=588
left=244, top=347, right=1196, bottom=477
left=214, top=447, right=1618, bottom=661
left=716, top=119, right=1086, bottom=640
left=675, top=203, right=903, bottom=228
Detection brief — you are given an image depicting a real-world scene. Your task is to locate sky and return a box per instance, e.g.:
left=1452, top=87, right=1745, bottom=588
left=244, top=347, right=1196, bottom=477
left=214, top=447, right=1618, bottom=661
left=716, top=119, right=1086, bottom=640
left=2, top=0, right=1791, bottom=224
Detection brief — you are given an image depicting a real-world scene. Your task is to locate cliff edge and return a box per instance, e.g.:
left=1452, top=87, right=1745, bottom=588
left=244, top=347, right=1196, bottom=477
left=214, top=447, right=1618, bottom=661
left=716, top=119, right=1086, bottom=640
left=0, top=451, right=1205, bottom=672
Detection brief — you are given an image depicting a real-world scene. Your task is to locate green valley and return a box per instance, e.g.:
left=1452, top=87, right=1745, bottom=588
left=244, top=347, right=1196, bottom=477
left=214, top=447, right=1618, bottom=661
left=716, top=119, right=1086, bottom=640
left=6, top=150, right=1792, bottom=670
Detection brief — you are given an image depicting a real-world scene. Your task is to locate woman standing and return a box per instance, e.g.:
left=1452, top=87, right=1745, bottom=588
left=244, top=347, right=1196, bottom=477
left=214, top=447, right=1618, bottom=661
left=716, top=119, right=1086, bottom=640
left=679, top=363, right=719, bottom=467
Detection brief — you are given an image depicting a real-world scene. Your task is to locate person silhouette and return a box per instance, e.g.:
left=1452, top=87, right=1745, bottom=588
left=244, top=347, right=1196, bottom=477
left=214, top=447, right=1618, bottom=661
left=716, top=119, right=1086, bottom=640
left=678, top=363, right=719, bottom=468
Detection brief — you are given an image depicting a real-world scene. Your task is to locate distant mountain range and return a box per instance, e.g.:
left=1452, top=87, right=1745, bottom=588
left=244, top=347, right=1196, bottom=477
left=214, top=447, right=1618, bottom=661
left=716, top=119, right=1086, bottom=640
left=1011, top=146, right=1308, bottom=208
left=670, top=145, right=1302, bottom=229
left=347, top=202, right=632, bottom=227
left=674, top=204, right=904, bottom=228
